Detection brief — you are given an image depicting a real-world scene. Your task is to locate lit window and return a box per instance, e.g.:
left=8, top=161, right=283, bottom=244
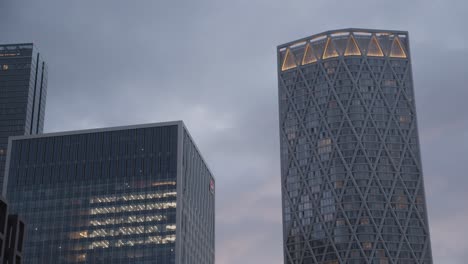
left=302, top=44, right=317, bottom=65
left=335, top=180, right=344, bottom=188
left=282, top=49, right=297, bottom=71
left=363, top=242, right=372, bottom=250
left=389, top=37, right=407, bottom=58
left=367, top=36, right=384, bottom=57
left=323, top=38, right=339, bottom=59
left=344, top=35, right=361, bottom=56
left=2, top=65, right=8, bottom=70
left=360, top=217, right=369, bottom=225
left=336, top=219, right=345, bottom=226
left=318, top=138, right=332, bottom=154
left=399, top=115, right=411, bottom=123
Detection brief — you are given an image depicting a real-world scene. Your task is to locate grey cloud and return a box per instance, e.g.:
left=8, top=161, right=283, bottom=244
left=1, top=0, right=467, bottom=263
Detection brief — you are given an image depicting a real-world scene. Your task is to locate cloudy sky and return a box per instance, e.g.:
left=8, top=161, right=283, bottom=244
left=2, top=0, right=468, bottom=263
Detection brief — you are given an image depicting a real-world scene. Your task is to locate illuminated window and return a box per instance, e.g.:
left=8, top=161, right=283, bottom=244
left=75, top=254, right=86, bottom=262
left=318, top=138, right=331, bottom=147
left=360, top=217, right=369, bottom=225
left=344, top=35, right=361, bottom=56
left=389, top=37, right=407, bottom=58
left=367, top=36, right=384, bottom=57
left=323, top=38, right=339, bottom=59
left=399, top=115, right=411, bottom=123
left=152, top=181, right=176, bottom=187
left=2, top=65, right=8, bottom=70
left=318, top=138, right=332, bottom=154
left=69, top=231, right=88, bottom=239
left=302, top=43, right=317, bottom=65
left=363, top=242, right=372, bottom=250
left=0, top=149, right=4, bottom=155
left=396, top=195, right=408, bottom=209
left=336, top=219, right=345, bottom=226
left=335, top=180, right=343, bottom=188
left=282, top=49, right=297, bottom=71
left=166, top=224, right=176, bottom=231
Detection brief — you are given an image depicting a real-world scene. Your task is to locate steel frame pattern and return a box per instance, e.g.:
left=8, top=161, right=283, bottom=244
left=277, top=29, right=433, bottom=264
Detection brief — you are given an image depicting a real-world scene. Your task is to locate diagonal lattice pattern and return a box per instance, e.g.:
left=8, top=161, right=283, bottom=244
left=277, top=29, right=433, bottom=264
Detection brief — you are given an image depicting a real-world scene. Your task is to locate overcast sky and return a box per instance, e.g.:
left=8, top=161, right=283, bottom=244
left=2, top=0, right=468, bottom=263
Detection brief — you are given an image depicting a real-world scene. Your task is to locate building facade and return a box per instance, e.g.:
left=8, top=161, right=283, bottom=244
left=0, top=196, right=26, bottom=264
left=4, top=121, right=214, bottom=264
left=277, top=29, right=433, bottom=263
left=0, top=43, right=47, bottom=191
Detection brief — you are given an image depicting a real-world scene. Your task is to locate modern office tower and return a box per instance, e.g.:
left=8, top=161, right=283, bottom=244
left=0, top=43, right=47, bottom=192
left=277, top=29, right=433, bottom=264
left=0, top=196, right=26, bottom=264
left=4, top=121, right=215, bottom=264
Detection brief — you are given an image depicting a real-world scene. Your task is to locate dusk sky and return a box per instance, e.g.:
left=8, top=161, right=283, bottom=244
left=2, top=0, right=467, bottom=263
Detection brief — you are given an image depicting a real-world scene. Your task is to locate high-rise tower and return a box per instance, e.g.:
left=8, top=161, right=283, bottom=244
left=277, top=29, right=433, bottom=263
left=4, top=121, right=215, bottom=264
left=0, top=43, right=47, bottom=192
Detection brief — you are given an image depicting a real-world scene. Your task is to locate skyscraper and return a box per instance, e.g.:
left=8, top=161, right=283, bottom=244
left=0, top=43, right=47, bottom=191
left=277, top=29, right=433, bottom=263
left=4, top=121, right=215, bottom=264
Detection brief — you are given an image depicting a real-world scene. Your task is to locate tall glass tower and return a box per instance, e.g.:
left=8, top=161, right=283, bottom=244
left=277, top=29, right=433, bottom=264
left=0, top=43, right=47, bottom=192
left=4, top=121, right=215, bottom=264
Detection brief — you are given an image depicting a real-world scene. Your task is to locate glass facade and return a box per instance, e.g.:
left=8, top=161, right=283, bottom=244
left=0, top=43, right=47, bottom=192
left=277, top=29, right=433, bottom=264
left=4, top=122, right=214, bottom=264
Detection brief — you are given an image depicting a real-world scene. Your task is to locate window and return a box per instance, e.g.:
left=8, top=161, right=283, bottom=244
left=335, top=180, right=344, bottom=188
left=362, top=241, right=372, bottom=250
left=318, top=138, right=332, bottom=154
left=2, top=64, right=8, bottom=70
left=360, top=217, right=369, bottom=225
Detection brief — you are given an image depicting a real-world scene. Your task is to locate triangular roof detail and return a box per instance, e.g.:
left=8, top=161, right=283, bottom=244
left=389, top=37, right=407, bottom=58
left=311, top=40, right=326, bottom=60
left=302, top=43, right=317, bottom=65
left=344, top=35, right=361, bottom=56
left=367, top=36, right=384, bottom=57
left=282, top=49, right=297, bottom=71
left=323, top=37, right=339, bottom=59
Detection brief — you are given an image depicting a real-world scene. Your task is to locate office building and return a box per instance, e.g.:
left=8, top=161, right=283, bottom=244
left=277, top=29, right=433, bottom=263
left=4, top=121, right=214, bottom=264
left=0, top=43, right=47, bottom=191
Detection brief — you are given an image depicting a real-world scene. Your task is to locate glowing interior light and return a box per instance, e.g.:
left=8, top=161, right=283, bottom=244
left=389, top=37, right=407, bottom=58
left=87, top=215, right=160, bottom=226
left=302, top=44, right=317, bottom=65
left=281, top=49, right=297, bottom=71
left=152, top=181, right=176, bottom=187
left=90, top=191, right=177, bottom=204
left=89, top=234, right=176, bottom=249
left=323, top=38, right=339, bottom=59
left=344, top=35, right=361, bottom=56
left=367, top=36, right=384, bottom=57
left=90, top=202, right=177, bottom=215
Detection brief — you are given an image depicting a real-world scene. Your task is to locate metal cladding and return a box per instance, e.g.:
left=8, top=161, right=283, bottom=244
left=277, top=29, right=433, bottom=264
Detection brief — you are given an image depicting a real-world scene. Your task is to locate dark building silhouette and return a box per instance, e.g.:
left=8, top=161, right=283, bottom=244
left=0, top=43, right=47, bottom=192
left=4, top=121, right=214, bottom=264
left=0, top=196, right=26, bottom=264
left=277, top=29, right=433, bottom=263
